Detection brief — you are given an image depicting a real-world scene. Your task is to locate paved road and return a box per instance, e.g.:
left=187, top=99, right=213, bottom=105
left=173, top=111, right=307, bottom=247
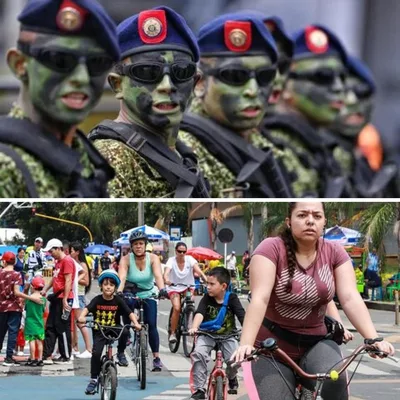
left=1, top=287, right=400, bottom=400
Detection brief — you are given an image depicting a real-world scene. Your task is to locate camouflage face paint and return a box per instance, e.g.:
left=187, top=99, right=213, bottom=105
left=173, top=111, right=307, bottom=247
left=285, top=55, right=347, bottom=125
left=201, top=55, right=275, bottom=131
left=119, top=50, right=196, bottom=134
left=25, top=34, right=110, bottom=125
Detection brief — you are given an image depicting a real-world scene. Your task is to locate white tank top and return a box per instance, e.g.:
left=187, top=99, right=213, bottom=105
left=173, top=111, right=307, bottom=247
left=166, top=255, right=197, bottom=290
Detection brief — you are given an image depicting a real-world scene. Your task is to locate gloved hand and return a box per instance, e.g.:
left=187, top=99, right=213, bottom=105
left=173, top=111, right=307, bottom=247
left=158, top=288, right=168, bottom=299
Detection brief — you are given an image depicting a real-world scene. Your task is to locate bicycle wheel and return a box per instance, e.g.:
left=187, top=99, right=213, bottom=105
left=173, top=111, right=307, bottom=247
left=134, top=333, right=141, bottom=381
left=182, top=307, right=195, bottom=357
left=168, top=307, right=181, bottom=353
left=215, top=376, right=224, bottom=400
left=101, top=365, right=117, bottom=400
left=139, top=330, right=147, bottom=390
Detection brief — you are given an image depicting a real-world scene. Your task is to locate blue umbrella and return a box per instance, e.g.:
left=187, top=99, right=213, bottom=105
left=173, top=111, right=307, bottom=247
left=84, top=244, right=115, bottom=255
left=120, top=225, right=170, bottom=241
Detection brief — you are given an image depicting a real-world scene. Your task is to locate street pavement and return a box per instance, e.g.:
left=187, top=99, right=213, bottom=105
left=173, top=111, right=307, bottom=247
left=1, top=286, right=400, bottom=400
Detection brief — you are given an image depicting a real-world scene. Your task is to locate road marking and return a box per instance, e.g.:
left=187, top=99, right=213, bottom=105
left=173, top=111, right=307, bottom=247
left=159, top=311, right=169, bottom=316
left=144, top=396, right=187, bottom=400
left=347, top=363, right=391, bottom=376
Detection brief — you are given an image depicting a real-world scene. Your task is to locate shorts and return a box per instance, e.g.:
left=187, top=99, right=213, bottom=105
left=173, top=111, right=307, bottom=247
left=25, top=333, right=45, bottom=341
left=78, top=295, right=86, bottom=309
left=168, top=288, right=194, bottom=298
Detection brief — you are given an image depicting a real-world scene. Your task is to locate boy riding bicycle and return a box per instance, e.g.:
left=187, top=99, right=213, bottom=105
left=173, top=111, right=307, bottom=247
left=188, top=267, right=245, bottom=400
left=78, top=270, right=141, bottom=395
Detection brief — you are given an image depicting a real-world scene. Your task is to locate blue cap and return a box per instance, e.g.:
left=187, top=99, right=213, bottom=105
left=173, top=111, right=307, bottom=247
left=18, top=0, right=120, bottom=61
left=292, top=25, right=348, bottom=64
left=197, top=13, right=278, bottom=63
left=347, top=56, right=376, bottom=93
left=117, top=6, right=199, bottom=62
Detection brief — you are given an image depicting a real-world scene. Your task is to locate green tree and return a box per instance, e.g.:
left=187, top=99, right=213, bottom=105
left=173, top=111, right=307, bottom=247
left=146, top=203, right=189, bottom=235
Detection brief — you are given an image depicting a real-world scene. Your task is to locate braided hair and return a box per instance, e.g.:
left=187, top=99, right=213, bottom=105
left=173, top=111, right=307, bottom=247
left=279, top=202, right=325, bottom=293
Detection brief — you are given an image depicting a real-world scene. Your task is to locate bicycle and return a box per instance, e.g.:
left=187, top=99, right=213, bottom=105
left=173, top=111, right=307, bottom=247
left=230, top=337, right=397, bottom=400
left=123, top=292, right=159, bottom=390
left=84, top=320, right=133, bottom=400
left=185, top=330, right=241, bottom=400
left=167, top=284, right=196, bottom=357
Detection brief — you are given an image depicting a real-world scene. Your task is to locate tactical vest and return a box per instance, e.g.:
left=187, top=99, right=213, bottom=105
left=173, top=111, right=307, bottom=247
left=88, top=120, right=210, bottom=198
left=0, top=117, right=114, bottom=198
left=180, top=113, right=293, bottom=198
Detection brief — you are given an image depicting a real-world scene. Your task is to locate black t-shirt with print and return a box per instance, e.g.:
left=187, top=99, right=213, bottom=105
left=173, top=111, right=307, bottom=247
left=195, top=292, right=245, bottom=334
left=86, top=294, right=132, bottom=328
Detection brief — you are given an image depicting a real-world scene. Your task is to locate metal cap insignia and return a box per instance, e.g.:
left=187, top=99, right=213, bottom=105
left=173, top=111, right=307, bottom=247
left=56, top=6, right=83, bottom=32
left=229, top=29, right=247, bottom=47
left=143, top=17, right=162, bottom=38
left=309, top=29, right=328, bottom=48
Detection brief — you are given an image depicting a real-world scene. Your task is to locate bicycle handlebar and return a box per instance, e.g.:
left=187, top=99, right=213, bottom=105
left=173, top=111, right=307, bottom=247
left=229, top=337, right=394, bottom=380
left=82, top=322, right=135, bottom=341
left=182, top=330, right=241, bottom=341
left=121, top=292, right=162, bottom=300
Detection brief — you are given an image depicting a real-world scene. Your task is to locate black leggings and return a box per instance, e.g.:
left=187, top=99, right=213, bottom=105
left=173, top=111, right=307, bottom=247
left=245, top=340, right=348, bottom=400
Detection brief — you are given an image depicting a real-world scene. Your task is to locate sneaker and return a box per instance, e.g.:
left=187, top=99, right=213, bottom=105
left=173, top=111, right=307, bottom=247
left=53, top=357, right=72, bottom=364
left=77, top=350, right=92, bottom=359
left=169, top=333, right=177, bottom=344
left=152, top=357, right=162, bottom=371
left=36, top=360, right=44, bottom=367
left=228, top=376, right=239, bottom=394
left=25, top=359, right=37, bottom=366
left=85, top=379, right=97, bottom=395
left=117, top=352, right=128, bottom=367
left=43, top=358, right=54, bottom=365
left=17, top=351, right=25, bottom=356
left=3, top=357, right=20, bottom=367
left=191, top=389, right=206, bottom=400
left=72, top=349, right=80, bottom=356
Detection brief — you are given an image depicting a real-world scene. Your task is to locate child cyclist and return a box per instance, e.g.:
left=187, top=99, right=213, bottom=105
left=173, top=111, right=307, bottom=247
left=78, top=270, right=141, bottom=395
left=188, top=267, right=245, bottom=400
left=24, top=276, right=47, bottom=366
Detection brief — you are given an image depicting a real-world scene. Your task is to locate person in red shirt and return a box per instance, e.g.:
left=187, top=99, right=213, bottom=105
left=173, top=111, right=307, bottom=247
left=41, top=239, right=75, bottom=364
left=232, top=202, right=395, bottom=400
left=0, top=251, right=42, bottom=366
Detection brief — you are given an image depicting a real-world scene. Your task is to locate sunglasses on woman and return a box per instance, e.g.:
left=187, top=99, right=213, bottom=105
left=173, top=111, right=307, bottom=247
left=206, top=65, right=277, bottom=87
left=119, top=61, right=197, bottom=84
left=289, top=67, right=346, bottom=86
left=176, top=250, right=187, bottom=254
left=18, top=42, right=114, bottom=77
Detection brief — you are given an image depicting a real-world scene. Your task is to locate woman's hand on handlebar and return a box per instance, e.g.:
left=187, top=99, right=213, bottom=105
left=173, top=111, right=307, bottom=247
left=188, top=327, right=198, bottom=335
left=132, top=322, right=142, bottom=331
left=231, top=344, right=255, bottom=364
left=371, top=340, right=395, bottom=358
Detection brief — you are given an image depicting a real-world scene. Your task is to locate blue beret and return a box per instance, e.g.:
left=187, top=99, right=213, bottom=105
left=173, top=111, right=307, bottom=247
left=18, top=0, right=120, bottom=61
left=347, top=56, right=376, bottom=93
left=117, top=6, right=199, bottom=62
left=197, top=13, right=278, bottom=63
left=292, top=25, right=348, bottom=64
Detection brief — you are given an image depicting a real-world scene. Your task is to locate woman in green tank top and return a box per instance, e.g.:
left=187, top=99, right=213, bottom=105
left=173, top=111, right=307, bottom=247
left=117, top=231, right=167, bottom=371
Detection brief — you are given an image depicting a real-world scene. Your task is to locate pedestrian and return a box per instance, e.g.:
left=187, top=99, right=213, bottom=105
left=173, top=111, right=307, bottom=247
left=0, top=251, right=42, bottom=366
left=41, top=239, right=76, bottom=364
left=242, top=250, right=250, bottom=285
left=70, top=242, right=92, bottom=359
left=100, top=250, right=112, bottom=272
left=0, top=0, right=120, bottom=198
left=88, top=6, right=210, bottom=198
left=366, top=247, right=380, bottom=273
left=189, top=267, right=245, bottom=399
left=232, top=202, right=395, bottom=400
left=226, top=251, right=237, bottom=278
left=25, top=237, right=47, bottom=289
left=24, top=276, right=47, bottom=366
left=14, top=247, right=26, bottom=292
left=78, top=270, right=141, bottom=395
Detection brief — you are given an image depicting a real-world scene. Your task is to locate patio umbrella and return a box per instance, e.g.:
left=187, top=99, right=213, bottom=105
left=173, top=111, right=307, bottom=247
left=324, top=225, right=361, bottom=245
left=120, top=225, right=170, bottom=241
left=186, top=247, right=223, bottom=261
left=84, top=244, right=115, bottom=255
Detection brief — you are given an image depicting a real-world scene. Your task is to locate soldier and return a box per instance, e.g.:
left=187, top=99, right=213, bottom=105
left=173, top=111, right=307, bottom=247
left=0, top=0, right=120, bottom=198
left=179, top=13, right=293, bottom=198
left=88, top=6, right=210, bottom=198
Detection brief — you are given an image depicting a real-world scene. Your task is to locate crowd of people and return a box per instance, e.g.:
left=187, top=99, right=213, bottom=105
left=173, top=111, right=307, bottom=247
left=0, top=201, right=396, bottom=400
left=0, top=0, right=395, bottom=198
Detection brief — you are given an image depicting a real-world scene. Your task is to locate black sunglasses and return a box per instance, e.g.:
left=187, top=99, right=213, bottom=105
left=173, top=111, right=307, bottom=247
left=18, top=42, right=114, bottom=76
left=207, top=65, right=277, bottom=87
left=120, top=61, right=197, bottom=84
left=176, top=250, right=187, bottom=254
left=351, top=83, right=373, bottom=100
left=289, top=67, right=346, bottom=86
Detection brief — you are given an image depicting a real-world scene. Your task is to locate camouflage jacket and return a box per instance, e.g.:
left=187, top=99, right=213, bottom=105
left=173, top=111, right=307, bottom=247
left=0, top=117, right=99, bottom=198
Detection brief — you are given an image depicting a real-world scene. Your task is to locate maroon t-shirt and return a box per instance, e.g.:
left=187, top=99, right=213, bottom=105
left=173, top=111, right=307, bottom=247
left=253, top=237, right=349, bottom=360
left=0, top=269, right=23, bottom=312
left=53, top=256, right=75, bottom=299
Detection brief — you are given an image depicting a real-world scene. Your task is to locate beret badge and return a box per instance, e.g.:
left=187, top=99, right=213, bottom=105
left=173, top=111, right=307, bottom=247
left=138, top=10, right=167, bottom=44
left=224, top=21, right=252, bottom=52
left=229, top=29, right=247, bottom=48
left=305, top=26, right=329, bottom=54
left=56, top=1, right=86, bottom=32
left=143, top=17, right=162, bottom=38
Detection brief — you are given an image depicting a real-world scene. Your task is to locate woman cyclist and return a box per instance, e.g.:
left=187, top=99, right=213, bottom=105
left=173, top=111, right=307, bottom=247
left=163, top=242, right=208, bottom=344
left=232, top=202, right=395, bottom=400
left=117, top=231, right=167, bottom=371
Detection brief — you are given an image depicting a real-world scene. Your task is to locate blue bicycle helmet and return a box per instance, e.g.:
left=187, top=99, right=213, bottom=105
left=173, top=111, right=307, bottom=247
left=98, top=269, right=121, bottom=287
left=129, top=230, right=148, bottom=243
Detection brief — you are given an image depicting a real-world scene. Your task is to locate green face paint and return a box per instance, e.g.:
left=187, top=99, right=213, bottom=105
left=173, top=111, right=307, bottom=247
left=286, top=55, right=347, bottom=125
left=119, top=50, right=196, bottom=131
left=201, top=55, right=275, bottom=131
left=25, top=34, right=110, bottom=125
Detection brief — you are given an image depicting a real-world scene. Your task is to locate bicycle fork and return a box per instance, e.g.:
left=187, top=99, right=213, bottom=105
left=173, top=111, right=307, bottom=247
left=208, top=350, right=228, bottom=395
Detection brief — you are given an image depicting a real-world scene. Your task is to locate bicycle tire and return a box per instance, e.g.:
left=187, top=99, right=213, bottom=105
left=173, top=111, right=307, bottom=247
left=101, top=365, right=117, bottom=400
left=139, top=330, right=147, bottom=390
left=182, top=307, right=195, bottom=357
left=216, top=376, right=224, bottom=400
left=135, top=332, right=141, bottom=381
left=168, top=307, right=181, bottom=353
